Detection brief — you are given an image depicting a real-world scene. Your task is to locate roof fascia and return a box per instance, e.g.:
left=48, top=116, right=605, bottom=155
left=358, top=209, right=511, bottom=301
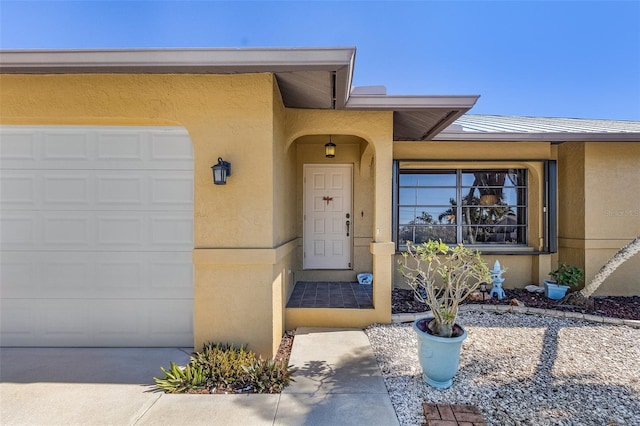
left=418, top=109, right=467, bottom=140
left=334, top=49, right=356, bottom=109
left=344, top=94, right=480, bottom=110
left=0, top=47, right=357, bottom=74
left=433, top=132, right=640, bottom=142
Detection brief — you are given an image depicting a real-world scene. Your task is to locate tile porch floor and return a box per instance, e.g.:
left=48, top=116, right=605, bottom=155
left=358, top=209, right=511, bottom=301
left=286, top=281, right=374, bottom=309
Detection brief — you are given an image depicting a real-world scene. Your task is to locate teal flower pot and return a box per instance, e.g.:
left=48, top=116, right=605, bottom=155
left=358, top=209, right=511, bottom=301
left=413, top=318, right=467, bottom=389
left=544, top=280, right=569, bottom=300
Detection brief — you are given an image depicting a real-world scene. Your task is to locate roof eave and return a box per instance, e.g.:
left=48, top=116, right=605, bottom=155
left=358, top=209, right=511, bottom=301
left=433, top=132, right=640, bottom=142
left=0, top=47, right=356, bottom=111
left=344, top=94, right=480, bottom=110
left=345, top=95, right=480, bottom=141
left=0, top=47, right=357, bottom=74
left=0, top=48, right=487, bottom=141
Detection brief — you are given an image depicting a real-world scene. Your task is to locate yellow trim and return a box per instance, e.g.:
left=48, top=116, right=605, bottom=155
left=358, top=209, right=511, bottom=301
left=193, top=240, right=297, bottom=265
left=370, top=242, right=396, bottom=255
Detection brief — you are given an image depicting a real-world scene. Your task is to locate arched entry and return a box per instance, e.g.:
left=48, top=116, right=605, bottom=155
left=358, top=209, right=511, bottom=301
left=288, top=133, right=374, bottom=283
left=284, top=111, right=395, bottom=330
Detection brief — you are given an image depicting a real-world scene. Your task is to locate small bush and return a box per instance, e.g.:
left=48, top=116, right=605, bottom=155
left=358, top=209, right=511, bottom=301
left=192, top=343, right=258, bottom=389
left=154, top=362, right=206, bottom=394
left=242, top=358, right=296, bottom=393
left=154, top=342, right=296, bottom=394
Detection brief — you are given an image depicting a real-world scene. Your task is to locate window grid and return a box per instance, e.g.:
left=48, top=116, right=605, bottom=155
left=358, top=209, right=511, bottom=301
left=397, top=169, right=527, bottom=248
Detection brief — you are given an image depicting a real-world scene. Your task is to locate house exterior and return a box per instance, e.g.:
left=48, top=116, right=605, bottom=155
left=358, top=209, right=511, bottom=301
left=1, top=47, right=638, bottom=357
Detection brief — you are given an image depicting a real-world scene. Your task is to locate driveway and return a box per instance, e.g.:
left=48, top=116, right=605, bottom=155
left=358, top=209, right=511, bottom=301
left=0, top=348, right=190, bottom=425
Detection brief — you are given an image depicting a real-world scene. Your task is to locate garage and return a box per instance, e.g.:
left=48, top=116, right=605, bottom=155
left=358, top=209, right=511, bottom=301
left=0, top=126, right=194, bottom=347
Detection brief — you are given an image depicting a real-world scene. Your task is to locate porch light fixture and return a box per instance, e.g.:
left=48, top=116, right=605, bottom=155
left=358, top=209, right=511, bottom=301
left=211, top=157, right=232, bottom=185
left=325, top=136, right=336, bottom=158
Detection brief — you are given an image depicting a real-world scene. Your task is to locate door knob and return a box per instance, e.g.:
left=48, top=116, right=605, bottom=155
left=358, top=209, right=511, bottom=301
left=346, top=220, right=350, bottom=237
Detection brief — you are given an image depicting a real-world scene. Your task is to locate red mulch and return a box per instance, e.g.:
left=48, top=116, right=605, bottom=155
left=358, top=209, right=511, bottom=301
left=275, top=330, right=295, bottom=365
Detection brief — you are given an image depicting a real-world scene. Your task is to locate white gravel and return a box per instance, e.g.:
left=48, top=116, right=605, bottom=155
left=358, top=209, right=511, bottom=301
left=366, top=311, right=640, bottom=426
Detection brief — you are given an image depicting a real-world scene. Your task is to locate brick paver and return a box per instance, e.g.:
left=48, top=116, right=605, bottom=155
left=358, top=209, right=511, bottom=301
left=422, top=403, right=487, bottom=426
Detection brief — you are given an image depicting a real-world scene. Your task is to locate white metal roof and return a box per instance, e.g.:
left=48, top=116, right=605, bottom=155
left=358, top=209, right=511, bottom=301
left=436, top=114, right=640, bottom=142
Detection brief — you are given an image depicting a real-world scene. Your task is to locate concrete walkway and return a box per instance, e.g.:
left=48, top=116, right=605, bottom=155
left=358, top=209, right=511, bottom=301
left=0, top=328, right=399, bottom=425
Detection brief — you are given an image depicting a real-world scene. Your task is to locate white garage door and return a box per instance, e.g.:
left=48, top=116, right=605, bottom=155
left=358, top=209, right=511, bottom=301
left=0, top=126, right=194, bottom=347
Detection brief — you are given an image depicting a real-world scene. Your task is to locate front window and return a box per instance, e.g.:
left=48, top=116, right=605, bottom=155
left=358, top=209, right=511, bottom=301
left=397, top=168, right=527, bottom=248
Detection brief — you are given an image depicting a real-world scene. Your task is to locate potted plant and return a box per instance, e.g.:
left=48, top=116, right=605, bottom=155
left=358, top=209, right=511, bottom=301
left=399, top=239, right=491, bottom=389
left=543, top=262, right=584, bottom=300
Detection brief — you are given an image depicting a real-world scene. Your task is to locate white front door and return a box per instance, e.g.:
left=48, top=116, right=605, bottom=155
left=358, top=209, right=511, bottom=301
left=303, top=164, right=352, bottom=269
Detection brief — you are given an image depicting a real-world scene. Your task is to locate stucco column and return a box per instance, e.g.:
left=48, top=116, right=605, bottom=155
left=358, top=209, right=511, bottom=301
left=533, top=254, right=552, bottom=286
left=370, top=135, right=394, bottom=322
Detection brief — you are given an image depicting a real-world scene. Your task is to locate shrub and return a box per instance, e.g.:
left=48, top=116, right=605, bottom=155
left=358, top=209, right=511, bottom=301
left=549, top=262, right=584, bottom=288
left=192, top=343, right=258, bottom=389
left=399, top=239, right=491, bottom=337
left=242, top=358, right=296, bottom=393
left=154, top=362, right=207, bottom=394
left=154, top=342, right=296, bottom=394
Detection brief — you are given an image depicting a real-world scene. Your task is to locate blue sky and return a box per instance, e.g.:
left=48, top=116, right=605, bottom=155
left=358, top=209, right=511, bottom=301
left=2, top=0, right=639, bottom=120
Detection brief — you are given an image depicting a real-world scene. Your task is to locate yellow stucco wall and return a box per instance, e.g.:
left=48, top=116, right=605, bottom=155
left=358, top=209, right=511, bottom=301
left=394, top=141, right=551, bottom=161
left=557, top=141, right=639, bottom=295
left=583, top=142, right=639, bottom=295
left=0, top=72, right=295, bottom=357
left=1, top=75, right=401, bottom=353
left=272, top=80, right=297, bottom=248
left=393, top=254, right=536, bottom=290
left=271, top=79, right=297, bottom=343
left=0, top=73, right=278, bottom=247
left=558, top=143, right=586, bottom=243
left=585, top=143, right=640, bottom=240
left=555, top=143, right=587, bottom=291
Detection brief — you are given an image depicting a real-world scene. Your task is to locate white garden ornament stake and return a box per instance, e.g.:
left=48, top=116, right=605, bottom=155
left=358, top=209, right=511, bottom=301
left=489, top=260, right=506, bottom=300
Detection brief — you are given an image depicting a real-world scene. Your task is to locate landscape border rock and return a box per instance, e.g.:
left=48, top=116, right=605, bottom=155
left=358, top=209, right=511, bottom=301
left=392, top=303, right=640, bottom=329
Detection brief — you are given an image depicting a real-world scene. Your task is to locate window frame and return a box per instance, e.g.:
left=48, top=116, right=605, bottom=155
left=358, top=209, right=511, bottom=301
left=392, top=160, right=557, bottom=253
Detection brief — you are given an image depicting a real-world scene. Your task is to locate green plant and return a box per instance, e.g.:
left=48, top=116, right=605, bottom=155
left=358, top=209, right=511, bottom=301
left=154, top=341, right=296, bottom=394
left=399, top=239, right=491, bottom=338
left=192, top=343, right=258, bottom=388
left=549, top=262, right=584, bottom=288
left=154, top=361, right=206, bottom=393
left=242, top=358, right=296, bottom=393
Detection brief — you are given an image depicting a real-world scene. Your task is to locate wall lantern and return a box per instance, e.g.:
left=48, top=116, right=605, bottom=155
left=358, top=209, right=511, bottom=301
left=324, top=136, right=336, bottom=158
left=211, top=157, right=232, bottom=185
